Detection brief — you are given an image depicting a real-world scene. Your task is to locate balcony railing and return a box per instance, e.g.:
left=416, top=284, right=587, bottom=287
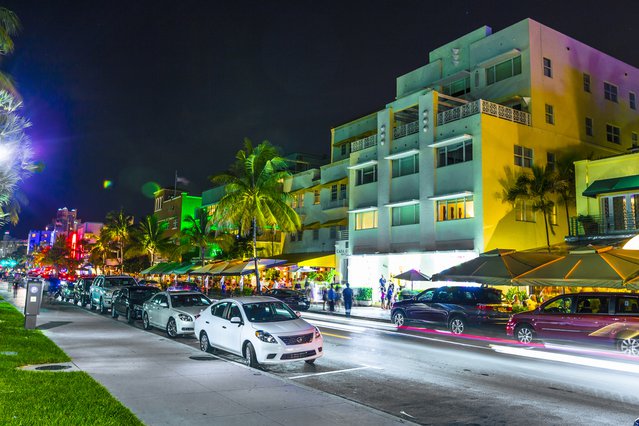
left=568, top=214, right=639, bottom=238
left=323, top=198, right=348, bottom=210
left=350, top=135, right=377, bottom=153
left=436, top=99, right=532, bottom=127
left=337, top=230, right=349, bottom=241
left=393, top=121, right=419, bottom=139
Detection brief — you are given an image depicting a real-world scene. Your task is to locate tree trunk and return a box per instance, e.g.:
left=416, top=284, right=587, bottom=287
left=253, top=216, right=260, bottom=293
left=542, top=211, right=551, bottom=253
left=564, top=201, right=570, bottom=234
left=200, top=246, right=205, bottom=267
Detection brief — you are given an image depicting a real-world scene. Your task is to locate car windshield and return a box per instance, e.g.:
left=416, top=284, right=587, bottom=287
left=477, top=289, right=502, bottom=304
left=130, top=288, right=159, bottom=301
left=243, top=301, right=298, bottom=323
left=103, top=277, right=136, bottom=288
left=170, top=294, right=211, bottom=308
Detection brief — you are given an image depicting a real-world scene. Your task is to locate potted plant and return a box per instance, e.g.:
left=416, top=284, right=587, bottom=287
left=355, top=287, right=373, bottom=307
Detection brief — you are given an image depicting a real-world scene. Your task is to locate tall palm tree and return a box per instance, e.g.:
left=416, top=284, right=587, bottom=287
left=0, top=7, right=20, bottom=95
left=180, top=209, right=215, bottom=267
left=212, top=139, right=301, bottom=292
left=506, top=165, right=560, bottom=253
left=104, top=209, right=133, bottom=273
left=131, top=215, right=172, bottom=265
left=89, top=229, right=115, bottom=273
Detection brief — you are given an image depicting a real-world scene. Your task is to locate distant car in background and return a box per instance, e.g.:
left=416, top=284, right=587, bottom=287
left=60, top=280, right=75, bottom=302
left=263, top=289, right=310, bottom=311
left=167, top=282, right=200, bottom=292
left=73, top=277, right=95, bottom=307
left=111, top=286, right=160, bottom=323
left=142, top=291, right=212, bottom=337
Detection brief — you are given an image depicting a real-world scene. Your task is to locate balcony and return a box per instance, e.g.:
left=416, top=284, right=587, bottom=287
left=393, top=121, right=419, bottom=140
left=436, top=99, right=532, bottom=127
left=568, top=214, right=639, bottom=240
left=350, top=135, right=377, bottom=153
left=323, top=198, right=348, bottom=210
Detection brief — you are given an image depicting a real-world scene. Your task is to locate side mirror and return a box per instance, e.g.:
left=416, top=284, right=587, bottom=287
left=160, top=302, right=169, bottom=308
left=230, top=316, right=243, bottom=325
left=295, top=311, right=302, bottom=318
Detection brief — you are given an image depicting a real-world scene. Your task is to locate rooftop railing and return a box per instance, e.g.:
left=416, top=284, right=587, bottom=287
left=437, top=99, right=532, bottom=126
left=350, top=135, right=377, bottom=153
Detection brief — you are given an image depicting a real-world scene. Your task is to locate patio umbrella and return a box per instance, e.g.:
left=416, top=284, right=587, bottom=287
left=431, top=249, right=561, bottom=285
left=218, top=258, right=287, bottom=276
left=190, top=261, right=229, bottom=275
left=296, top=266, right=317, bottom=273
left=392, top=269, right=430, bottom=291
left=514, top=246, right=639, bottom=288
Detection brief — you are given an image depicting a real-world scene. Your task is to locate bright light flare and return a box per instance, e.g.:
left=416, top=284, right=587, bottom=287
left=103, top=180, right=113, bottom=189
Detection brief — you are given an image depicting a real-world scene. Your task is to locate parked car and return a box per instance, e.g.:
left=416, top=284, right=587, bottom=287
left=73, top=277, right=95, bottom=307
left=89, top=275, right=138, bottom=313
left=506, top=292, right=639, bottom=355
left=111, top=286, right=160, bottom=323
left=59, top=280, right=75, bottom=302
left=194, top=296, right=323, bottom=368
left=390, top=285, right=512, bottom=334
left=263, top=289, right=311, bottom=311
left=142, top=291, right=212, bottom=337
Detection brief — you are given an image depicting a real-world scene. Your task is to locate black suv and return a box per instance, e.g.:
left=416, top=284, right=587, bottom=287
left=111, top=286, right=160, bottom=323
left=390, top=286, right=511, bottom=334
left=73, top=277, right=95, bottom=307
left=263, top=289, right=311, bottom=311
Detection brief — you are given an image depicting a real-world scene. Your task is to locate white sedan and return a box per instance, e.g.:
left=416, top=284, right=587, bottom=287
left=194, top=296, right=323, bottom=368
left=142, top=291, right=212, bottom=338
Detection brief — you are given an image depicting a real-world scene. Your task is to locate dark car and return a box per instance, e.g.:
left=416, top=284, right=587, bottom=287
left=390, top=285, right=512, bottom=334
left=73, top=277, right=96, bottom=307
left=60, top=280, right=75, bottom=302
left=263, top=289, right=311, bottom=311
left=111, top=286, right=160, bottom=323
left=506, top=292, right=639, bottom=355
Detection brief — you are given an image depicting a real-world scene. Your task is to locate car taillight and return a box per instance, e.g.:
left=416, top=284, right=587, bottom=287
left=505, top=305, right=512, bottom=312
left=478, top=304, right=495, bottom=311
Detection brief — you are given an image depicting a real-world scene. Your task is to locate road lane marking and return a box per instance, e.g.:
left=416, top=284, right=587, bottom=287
left=305, top=319, right=367, bottom=333
left=289, top=364, right=381, bottom=379
left=322, top=332, right=351, bottom=340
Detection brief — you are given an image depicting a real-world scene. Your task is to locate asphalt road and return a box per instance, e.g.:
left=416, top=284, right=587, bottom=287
left=36, top=297, right=639, bottom=425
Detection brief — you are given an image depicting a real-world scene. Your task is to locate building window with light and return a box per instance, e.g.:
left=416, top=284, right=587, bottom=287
left=291, top=194, right=298, bottom=208
left=392, top=204, right=419, bottom=226
left=585, top=117, right=593, bottom=136
left=313, top=190, right=320, bottom=204
left=355, top=211, right=378, bottom=230
left=514, top=145, right=533, bottom=168
left=515, top=200, right=535, bottom=222
left=355, top=165, right=377, bottom=186
left=392, top=154, right=419, bottom=177
left=437, top=140, right=472, bottom=168
left=545, top=104, right=554, bottom=124
left=583, top=73, right=591, bottom=92
left=543, top=57, right=552, bottom=77
left=604, top=82, right=618, bottom=102
left=436, top=197, right=474, bottom=221
left=606, top=124, right=621, bottom=144
left=486, top=55, right=521, bottom=85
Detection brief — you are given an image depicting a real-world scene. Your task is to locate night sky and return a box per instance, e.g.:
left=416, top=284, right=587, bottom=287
left=2, top=0, right=638, bottom=237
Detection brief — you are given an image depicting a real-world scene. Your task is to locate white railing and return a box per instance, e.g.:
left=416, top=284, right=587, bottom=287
left=350, top=135, right=377, bottom=153
left=436, top=99, right=532, bottom=126
left=337, top=230, right=349, bottom=240
left=393, top=121, right=419, bottom=139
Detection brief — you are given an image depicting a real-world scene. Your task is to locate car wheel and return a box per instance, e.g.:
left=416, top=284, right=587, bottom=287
left=166, top=318, right=178, bottom=338
left=392, top=310, right=406, bottom=327
left=126, top=309, right=134, bottom=324
left=99, top=298, right=107, bottom=314
left=111, top=306, right=118, bottom=319
left=142, top=312, right=152, bottom=330
left=200, top=331, right=213, bottom=353
left=618, top=337, right=639, bottom=356
left=515, top=324, right=535, bottom=344
left=244, top=342, right=259, bottom=368
left=449, top=316, right=466, bottom=334
left=305, top=359, right=316, bottom=365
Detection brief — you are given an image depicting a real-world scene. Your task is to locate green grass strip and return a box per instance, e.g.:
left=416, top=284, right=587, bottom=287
left=0, top=296, right=143, bottom=425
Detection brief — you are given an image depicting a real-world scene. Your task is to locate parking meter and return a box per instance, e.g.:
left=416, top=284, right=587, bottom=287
left=24, top=278, right=43, bottom=329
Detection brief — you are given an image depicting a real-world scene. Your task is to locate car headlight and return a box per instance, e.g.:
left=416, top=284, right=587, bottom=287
left=178, top=313, right=193, bottom=322
left=314, top=326, right=322, bottom=339
left=255, top=330, right=277, bottom=343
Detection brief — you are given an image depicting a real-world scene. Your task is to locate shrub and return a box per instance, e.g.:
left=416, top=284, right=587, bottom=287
left=355, top=287, right=373, bottom=301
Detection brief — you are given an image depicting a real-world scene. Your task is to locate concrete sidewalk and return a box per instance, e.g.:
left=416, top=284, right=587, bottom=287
left=1, top=282, right=412, bottom=426
left=307, top=303, right=392, bottom=323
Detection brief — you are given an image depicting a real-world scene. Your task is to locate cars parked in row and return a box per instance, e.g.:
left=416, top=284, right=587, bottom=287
left=507, top=292, right=639, bottom=355
left=142, top=291, right=213, bottom=338
left=90, top=275, right=138, bottom=313
left=73, top=277, right=95, bottom=307
left=111, top=286, right=160, bottom=323
left=263, top=289, right=311, bottom=311
left=390, top=285, right=512, bottom=334
left=195, top=296, right=323, bottom=368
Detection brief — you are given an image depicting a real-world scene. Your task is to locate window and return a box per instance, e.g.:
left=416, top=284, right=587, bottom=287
left=442, top=77, right=470, bottom=96
left=356, top=165, right=377, bottom=185
left=585, top=117, right=593, bottom=136
left=437, top=196, right=474, bottom=221
left=298, top=193, right=304, bottom=208
left=330, top=184, right=338, bottom=201
left=392, top=154, right=419, bottom=177
left=486, top=55, right=522, bottom=85
left=546, top=152, right=556, bottom=171
left=631, top=92, right=637, bottom=110
left=329, top=226, right=337, bottom=239
left=543, top=296, right=573, bottom=313
left=340, top=144, right=349, bottom=156
left=392, top=204, right=419, bottom=226
left=297, top=231, right=303, bottom=241
left=615, top=296, right=639, bottom=314
left=543, top=57, right=552, bottom=77
left=437, top=139, right=472, bottom=168
left=515, top=200, right=535, bottom=222
left=312, top=229, right=319, bottom=240
left=355, top=211, right=378, bottom=230
left=339, top=183, right=347, bottom=200
left=514, top=145, right=533, bottom=168
left=418, top=289, right=434, bottom=302
left=290, top=233, right=296, bottom=242
left=212, top=302, right=229, bottom=318
left=604, top=82, right=618, bottom=102
left=583, top=73, right=591, bottom=92
left=226, top=304, right=242, bottom=320
left=576, top=296, right=610, bottom=314
left=545, top=104, right=554, bottom=124
left=154, top=197, right=162, bottom=212
left=550, top=204, right=558, bottom=226
left=606, top=124, right=621, bottom=144
left=313, top=189, right=320, bottom=204
left=291, top=194, right=298, bottom=209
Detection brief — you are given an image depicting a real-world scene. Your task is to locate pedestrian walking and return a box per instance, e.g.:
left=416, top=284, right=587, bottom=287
left=322, top=285, right=328, bottom=310
left=379, top=275, right=387, bottom=309
left=386, top=283, right=394, bottom=309
left=12, top=281, right=18, bottom=298
left=328, top=284, right=336, bottom=312
left=342, top=283, right=353, bottom=318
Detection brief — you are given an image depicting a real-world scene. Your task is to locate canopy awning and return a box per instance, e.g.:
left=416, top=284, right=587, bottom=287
left=142, top=262, right=181, bottom=275
left=190, top=261, right=230, bottom=275
left=170, top=262, right=198, bottom=275
left=303, top=221, right=321, bottom=230
left=321, top=218, right=347, bottom=227
left=217, top=258, right=287, bottom=276
left=582, top=175, right=639, bottom=198
left=140, top=265, right=155, bottom=275
left=271, top=251, right=336, bottom=268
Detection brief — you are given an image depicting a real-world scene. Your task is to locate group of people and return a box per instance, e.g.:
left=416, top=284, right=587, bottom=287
left=378, top=275, right=397, bottom=310
left=321, top=283, right=354, bottom=317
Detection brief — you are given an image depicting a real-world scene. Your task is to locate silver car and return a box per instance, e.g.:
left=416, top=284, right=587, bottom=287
left=142, top=291, right=212, bottom=338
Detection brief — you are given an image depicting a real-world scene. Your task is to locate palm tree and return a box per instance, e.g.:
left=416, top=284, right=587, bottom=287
left=506, top=165, right=560, bottom=253
left=555, top=154, right=577, bottom=231
left=131, top=215, right=172, bottom=265
left=89, top=229, right=116, bottom=274
left=0, top=7, right=20, bottom=95
left=212, top=139, right=301, bottom=292
left=104, top=209, right=133, bottom=273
